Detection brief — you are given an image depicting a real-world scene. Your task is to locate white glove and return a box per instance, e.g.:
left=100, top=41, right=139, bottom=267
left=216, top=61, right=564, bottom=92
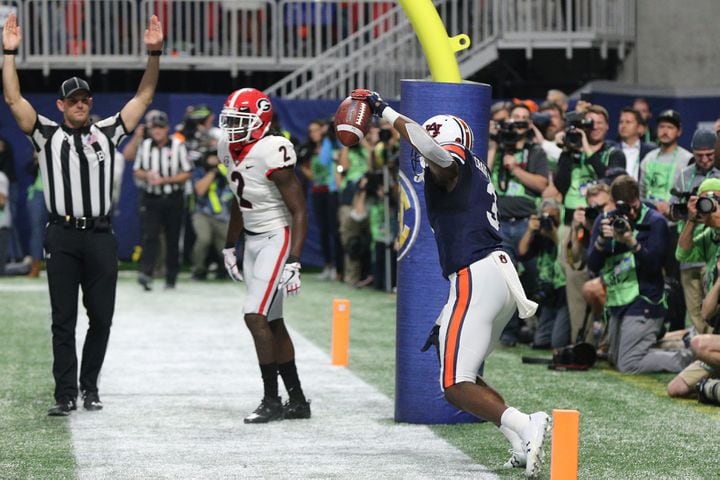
left=222, top=247, right=243, bottom=282
left=278, top=262, right=301, bottom=296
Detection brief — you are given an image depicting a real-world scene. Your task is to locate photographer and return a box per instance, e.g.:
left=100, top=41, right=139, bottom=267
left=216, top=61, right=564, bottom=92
left=190, top=150, right=233, bottom=280
left=587, top=175, right=692, bottom=373
left=490, top=103, right=549, bottom=249
left=489, top=103, right=549, bottom=346
left=565, top=183, right=614, bottom=342
left=670, top=129, right=720, bottom=334
left=639, top=109, right=692, bottom=218
left=518, top=200, right=570, bottom=349
left=555, top=105, right=626, bottom=226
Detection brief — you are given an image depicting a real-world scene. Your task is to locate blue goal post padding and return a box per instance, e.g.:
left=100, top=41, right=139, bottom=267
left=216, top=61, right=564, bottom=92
left=395, top=80, right=491, bottom=424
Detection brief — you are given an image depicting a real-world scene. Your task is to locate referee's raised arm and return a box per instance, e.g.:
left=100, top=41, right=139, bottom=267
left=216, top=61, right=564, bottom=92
left=2, top=13, right=36, bottom=134
left=120, top=15, right=164, bottom=133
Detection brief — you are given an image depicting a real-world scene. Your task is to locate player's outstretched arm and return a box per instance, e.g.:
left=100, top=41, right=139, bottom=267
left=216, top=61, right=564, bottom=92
left=2, top=13, right=36, bottom=134
left=121, top=15, right=163, bottom=132
left=350, top=89, right=458, bottom=188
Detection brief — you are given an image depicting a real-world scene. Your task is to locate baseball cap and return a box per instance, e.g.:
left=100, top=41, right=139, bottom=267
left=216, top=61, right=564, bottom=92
left=147, top=111, right=169, bottom=128
left=691, top=128, right=717, bottom=151
left=698, top=178, right=720, bottom=195
left=656, top=109, right=681, bottom=128
left=59, top=77, right=91, bottom=99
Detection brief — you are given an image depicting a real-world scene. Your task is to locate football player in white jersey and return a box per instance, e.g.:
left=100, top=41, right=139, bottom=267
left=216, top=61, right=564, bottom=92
left=218, top=88, right=310, bottom=423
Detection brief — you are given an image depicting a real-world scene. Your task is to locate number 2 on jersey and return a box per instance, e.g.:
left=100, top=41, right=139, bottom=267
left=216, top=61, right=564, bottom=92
left=230, top=171, right=253, bottom=209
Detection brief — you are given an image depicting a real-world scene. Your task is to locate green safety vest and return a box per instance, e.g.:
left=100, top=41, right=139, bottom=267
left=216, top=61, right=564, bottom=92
left=601, top=206, right=664, bottom=307
left=643, top=149, right=679, bottom=202
left=563, top=149, right=612, bottom=210
left=537, top=244, right=566, bottom=290
left=491, top=149, right=536, bottom=202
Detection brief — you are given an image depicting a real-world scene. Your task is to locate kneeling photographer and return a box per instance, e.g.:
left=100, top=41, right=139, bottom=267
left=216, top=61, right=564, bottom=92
left=587, top=175, right=692, bottom=373
left=518, top=199, right=570, bottom=349
left=555, top=105, right=626, bottom=226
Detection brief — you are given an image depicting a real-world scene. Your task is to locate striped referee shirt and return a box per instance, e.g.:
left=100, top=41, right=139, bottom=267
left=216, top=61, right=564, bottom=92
left=30, top=113, right=127, bottom=218
left=133, top=137, right=190, bottom=195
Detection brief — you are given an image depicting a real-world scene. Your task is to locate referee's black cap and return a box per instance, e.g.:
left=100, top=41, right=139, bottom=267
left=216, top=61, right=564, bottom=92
left=59, top=77, right=91, bottom=99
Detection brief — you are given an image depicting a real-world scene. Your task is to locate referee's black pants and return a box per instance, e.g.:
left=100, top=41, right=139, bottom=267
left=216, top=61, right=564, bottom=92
left=140, top=191, right=184, bottom=286
left=44, top=224, right=118, bottom=402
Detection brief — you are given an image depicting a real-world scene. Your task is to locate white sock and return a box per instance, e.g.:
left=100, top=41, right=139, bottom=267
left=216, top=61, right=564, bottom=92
left=499, top=425, right=523, bottom=453
left=500, top=406, right=531, bottom=435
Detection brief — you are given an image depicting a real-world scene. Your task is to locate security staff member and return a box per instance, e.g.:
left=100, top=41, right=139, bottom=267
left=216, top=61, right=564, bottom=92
left=133, top=111, right=191, bottom=290
left=2, top=13, right=164, bottom=416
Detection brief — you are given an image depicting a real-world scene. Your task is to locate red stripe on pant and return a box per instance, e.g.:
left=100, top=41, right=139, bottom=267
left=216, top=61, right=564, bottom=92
left=258, top=226, right=290, bottom=315
left=443, top=267, right=471, bottom=389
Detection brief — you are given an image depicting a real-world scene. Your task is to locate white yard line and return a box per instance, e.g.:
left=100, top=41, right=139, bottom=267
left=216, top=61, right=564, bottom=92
left=70, top=279, right=498, bottom=479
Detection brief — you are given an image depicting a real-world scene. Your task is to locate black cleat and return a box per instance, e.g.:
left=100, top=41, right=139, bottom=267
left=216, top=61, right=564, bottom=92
left=82, top=390, right=103, bottom=411
left=138, top=273, right=153, bottom=291
left=47, top=398, right=77, bottom=417
left=283, top=398, right=311, bottom=419
left=244, top=396, right=283, bottom=424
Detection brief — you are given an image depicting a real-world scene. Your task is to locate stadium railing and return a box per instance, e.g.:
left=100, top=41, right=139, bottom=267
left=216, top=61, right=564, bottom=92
left=3, top=0, right=635, bottom=97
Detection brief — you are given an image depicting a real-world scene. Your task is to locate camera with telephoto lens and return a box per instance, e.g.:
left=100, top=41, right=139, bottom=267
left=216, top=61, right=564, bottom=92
left=697, top=378, right=720, bottom=406
left=496, top=120, right=529, bottom=153
left=697, top=194, right=718, bottom=215
left=608, top=201, right=632, bottom=234
left=563, top=112, right=594, bottom=151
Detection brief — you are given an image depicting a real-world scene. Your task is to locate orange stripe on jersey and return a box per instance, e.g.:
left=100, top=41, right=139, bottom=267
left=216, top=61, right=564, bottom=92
left=258, top=226, right=290, bottom=315
left=443, top=267, right=472, bottom=389
left=442, top=143, right=467, bottom=163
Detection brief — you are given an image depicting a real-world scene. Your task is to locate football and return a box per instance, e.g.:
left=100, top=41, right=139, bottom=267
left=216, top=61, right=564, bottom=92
left=334, top=97, right=372, bottom=147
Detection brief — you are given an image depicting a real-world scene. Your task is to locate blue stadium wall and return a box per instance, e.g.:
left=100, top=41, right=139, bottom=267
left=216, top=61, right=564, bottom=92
left=1, top=88, right=719, bottom=264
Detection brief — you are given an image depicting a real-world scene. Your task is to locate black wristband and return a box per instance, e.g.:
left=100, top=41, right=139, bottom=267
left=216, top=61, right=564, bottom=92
left=224, top=242, right=235, bottom=250
left=287, top=255, right=300, bottom=264
left=3, top=49, right=18, bottom=55
left=147, top=50, right=162, bottom=56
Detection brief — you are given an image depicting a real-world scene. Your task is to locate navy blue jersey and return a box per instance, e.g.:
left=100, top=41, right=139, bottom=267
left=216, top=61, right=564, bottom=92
left=424, top=143, right=504, bottom=278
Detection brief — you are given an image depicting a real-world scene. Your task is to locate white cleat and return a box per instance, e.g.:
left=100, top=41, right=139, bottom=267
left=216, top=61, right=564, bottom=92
left=522, top=412, right=552, bottom=479
left=502, top=449, right=527, bottom=469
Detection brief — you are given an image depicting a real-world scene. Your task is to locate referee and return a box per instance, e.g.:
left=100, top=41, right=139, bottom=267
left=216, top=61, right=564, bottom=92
left=133, top=110, right=191, bottom=290
left=2, top=13, right=164, bottom=416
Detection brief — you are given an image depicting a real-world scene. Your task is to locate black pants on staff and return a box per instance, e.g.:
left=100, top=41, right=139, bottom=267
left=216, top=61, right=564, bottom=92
left=139, top=191, right=184, bottom=286
left=44, top=219, right=117, bottom=403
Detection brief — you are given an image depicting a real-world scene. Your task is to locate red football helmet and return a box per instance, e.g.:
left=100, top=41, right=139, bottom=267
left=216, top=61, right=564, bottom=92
left=219, top=88, right=273, bottom=145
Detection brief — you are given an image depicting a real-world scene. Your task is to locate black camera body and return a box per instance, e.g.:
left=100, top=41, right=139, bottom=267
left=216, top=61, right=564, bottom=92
left=584, top=204, right=603, bottom=226
left=608, top=201, right=632, bottom=235
left=539, top=212, right=555, bottom=231
left=563, top=113, right=594, bottom=151
left=669, top=187, right=698, bottom=220
left=496, top=120, right=529, bottom=153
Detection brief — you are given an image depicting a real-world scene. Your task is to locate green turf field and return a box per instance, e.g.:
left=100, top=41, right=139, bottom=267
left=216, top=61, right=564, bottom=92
left=2, top=274, right=719, bottom=479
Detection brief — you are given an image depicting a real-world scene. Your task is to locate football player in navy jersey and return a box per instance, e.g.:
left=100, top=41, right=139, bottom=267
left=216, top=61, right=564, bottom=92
left=351, top=89, right=552, bottom=478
